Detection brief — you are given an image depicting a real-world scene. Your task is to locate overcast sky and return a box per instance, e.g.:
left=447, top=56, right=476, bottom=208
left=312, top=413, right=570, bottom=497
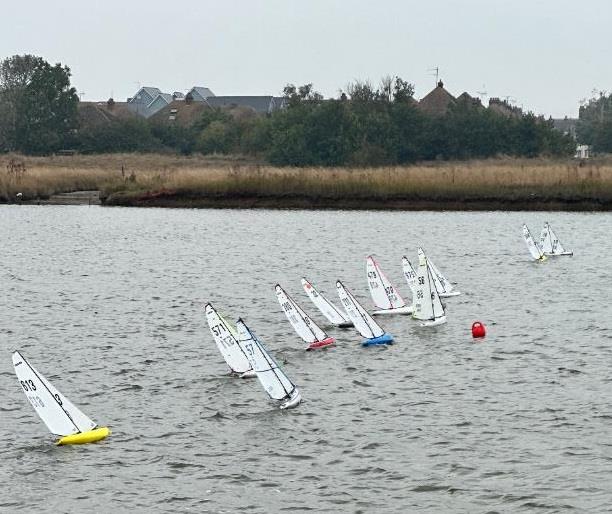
left=2, top=0, right=609, bottom=117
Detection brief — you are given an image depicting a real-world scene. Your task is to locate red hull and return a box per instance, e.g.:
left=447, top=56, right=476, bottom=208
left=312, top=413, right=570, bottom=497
left=307, top=337, right=336, bottom=350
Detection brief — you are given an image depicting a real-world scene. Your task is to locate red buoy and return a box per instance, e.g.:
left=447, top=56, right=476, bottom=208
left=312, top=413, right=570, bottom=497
left=471, top=321, right=486, bottom=338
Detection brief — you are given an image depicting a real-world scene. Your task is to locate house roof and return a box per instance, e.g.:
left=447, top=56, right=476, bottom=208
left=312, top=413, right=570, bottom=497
left=147, top=93, right=173, bottom=107
left=456, top=92, right=483, bottom=109
left=488, top=98, right=523, bottom=118
left=129, top=86, right=162, bottom=103
left=418, top=81, right=456, bottom=116
left=78, top=101, right=137, bottom=127
left=206, top=95, right=278, bottom=114
left=188, top=86, right=215, bottom=99
left=552, top=117, right=578, bottom=136
left=148, top=99, right=211, bottom=126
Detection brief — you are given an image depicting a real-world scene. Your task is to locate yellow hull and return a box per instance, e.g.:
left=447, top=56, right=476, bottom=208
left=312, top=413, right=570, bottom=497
left=56, top=426, right=111, bottom=446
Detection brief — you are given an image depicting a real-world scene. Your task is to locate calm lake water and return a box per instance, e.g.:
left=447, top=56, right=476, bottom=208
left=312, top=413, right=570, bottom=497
left=1, top=206, right=611, bottom=513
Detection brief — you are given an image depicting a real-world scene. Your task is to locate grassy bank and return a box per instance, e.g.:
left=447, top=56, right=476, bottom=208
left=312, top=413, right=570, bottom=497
left=1, top=153, right=612, bottom=210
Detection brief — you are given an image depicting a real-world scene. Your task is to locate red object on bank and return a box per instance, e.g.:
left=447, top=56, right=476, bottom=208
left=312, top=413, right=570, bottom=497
left=471, top=321, right=486, bottom=338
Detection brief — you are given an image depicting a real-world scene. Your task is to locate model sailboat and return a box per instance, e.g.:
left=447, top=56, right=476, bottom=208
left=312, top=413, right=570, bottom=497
left=205, top=303, right=256, bottom=377
left=415, top=249, right=461, bottom=297
left=236, top=319, right=301, bottom=410
left=12, top=351, right=110, bottom=445
left=412, top=250, right=447, bottom=327
left=539, top=222, right=573, bottom=256
left=336, top=280, right=393, bottom=346
left=275, top=285, right=335, bottom=350
left=366, top=256, right=413, bottom=314
left=523, top=224, right=547, bottom=261
left=301, top=278, right=353, bottom=328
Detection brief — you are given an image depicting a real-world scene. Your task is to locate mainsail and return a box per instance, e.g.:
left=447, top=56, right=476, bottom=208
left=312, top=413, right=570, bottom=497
left=412, top=252, right=445, bottom=323
left=236, top=319, right=298, bottom=402
left=366, top=256, right=407, bottom=310
left=301, top=278, right=351, bottom=326
left=523, top=224, right=545, bottom=260
left=539, top=222, right=571, bottom=255
left=12, top=351, right=97, bottom=437
left=416, top=248, right=457, bottom=296
left=336, top=281, right=385, bottom=339
left=275, top=284, right=328, bottom=344
left=401, top=257, right=418, bottom=296
left=205, top=303, right=253, bottom=374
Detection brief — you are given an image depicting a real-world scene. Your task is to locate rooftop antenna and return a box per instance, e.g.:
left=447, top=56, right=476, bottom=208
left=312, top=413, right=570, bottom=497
left=502, top=95, right=515, bottom=104
left=427, top=67, right=439, bottom=86
left=476, top=85, right=487, bottom=103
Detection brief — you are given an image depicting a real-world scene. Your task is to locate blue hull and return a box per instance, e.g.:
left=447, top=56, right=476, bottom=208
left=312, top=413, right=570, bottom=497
left=362, top=333, right=394, bottom=346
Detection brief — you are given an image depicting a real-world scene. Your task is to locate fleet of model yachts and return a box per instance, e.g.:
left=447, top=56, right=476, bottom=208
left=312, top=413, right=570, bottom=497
left=11, top=222, right=572, bottom=444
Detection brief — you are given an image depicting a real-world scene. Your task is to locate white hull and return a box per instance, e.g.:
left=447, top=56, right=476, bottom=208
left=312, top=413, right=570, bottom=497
left=372, top=305, right=414, bottom=315
left=418, top=316, right=447, bottom=327
left=439, top=291, right=461, bottom=298
left=544, top=251, right=573, bottom=256
left=239, top=370, right=257, bottom=379
left=280, top=389, right=301, bottom=410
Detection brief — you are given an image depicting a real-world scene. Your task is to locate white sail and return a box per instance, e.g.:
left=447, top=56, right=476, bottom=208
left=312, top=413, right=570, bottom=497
left=413, top=252, right=445, bottom=322
left=12, top=351, right=97, bottom=437
left=275, top=285, right=327, bottom=344
left=235, top=319, right=297, bottom=401
left=401, top=257, right=418, bottom=295
left=416, top=248, right=454, bottom=296
left=205, top=304, right=252, bottom=374
left=428, top=258, right=456, bottom=295
left=547, top=224, right=567, bottom=254
left=523, top=224, right=545, bottom=260
left=540, top=222, right=570, bottom=255
left=366, top=256, right=406, bottom=310
left=301, top=278, right=351, bottom=326
left=538, top=224, right=553, bottom=253
left=336, top=281, right=385, bottom=339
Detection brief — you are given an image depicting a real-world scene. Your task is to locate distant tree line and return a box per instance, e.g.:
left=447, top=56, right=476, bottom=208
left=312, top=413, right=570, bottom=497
left=0, top=54, right=575, bottom=163
left=577, top=91, right=612, bottom=153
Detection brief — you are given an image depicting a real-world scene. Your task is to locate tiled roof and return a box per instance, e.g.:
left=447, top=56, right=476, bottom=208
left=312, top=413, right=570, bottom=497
left=418, top=81, right=456, bottom=116
left=206, top=96, right=277, bottom=114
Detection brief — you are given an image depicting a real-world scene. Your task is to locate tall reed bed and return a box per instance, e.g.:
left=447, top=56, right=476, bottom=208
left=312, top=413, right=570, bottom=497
left=1, top=153, right=611, bottom=204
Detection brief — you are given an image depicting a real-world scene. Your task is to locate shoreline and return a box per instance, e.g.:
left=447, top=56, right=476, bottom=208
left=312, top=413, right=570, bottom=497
left=103, top=191, right=612, bottom=211
left=2, top=153, right=612, bottom=211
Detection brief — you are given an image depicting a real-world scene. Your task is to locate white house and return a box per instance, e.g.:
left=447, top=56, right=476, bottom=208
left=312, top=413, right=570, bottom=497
left=575, top=144, right=591, bottom=159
